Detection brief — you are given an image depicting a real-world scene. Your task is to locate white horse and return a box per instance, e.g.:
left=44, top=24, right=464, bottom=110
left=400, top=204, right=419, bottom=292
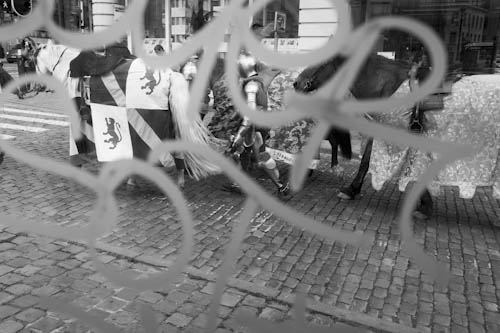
left=35, top=41, right=219, bottom=188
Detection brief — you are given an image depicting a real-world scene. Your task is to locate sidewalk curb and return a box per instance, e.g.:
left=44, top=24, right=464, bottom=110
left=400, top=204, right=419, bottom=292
left=4, top=229, right=424, bottom=333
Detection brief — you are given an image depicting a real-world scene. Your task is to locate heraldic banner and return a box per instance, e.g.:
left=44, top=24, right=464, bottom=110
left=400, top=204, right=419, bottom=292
left=69, top=58, right=176, bottom=168
left=90, top=103, right=133, bottom=162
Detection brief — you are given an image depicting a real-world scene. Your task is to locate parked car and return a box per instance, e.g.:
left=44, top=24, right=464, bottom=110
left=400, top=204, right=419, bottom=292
left=6, top=44, right=22, bottom=63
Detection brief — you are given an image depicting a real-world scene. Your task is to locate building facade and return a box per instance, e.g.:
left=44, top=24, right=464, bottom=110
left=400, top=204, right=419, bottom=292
left=394, top=0, right=488, bottom=63
left=2, top=0, right=497, bottom=67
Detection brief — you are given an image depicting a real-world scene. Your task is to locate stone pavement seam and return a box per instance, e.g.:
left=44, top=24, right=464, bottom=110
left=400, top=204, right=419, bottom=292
left=3, top=229, right=424, bottom=333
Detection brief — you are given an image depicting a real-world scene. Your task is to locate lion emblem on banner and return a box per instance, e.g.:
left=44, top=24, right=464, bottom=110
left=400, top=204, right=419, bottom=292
left=140, top=68, right=162, bottom=95
left=102, top=117, right=123, bottom=150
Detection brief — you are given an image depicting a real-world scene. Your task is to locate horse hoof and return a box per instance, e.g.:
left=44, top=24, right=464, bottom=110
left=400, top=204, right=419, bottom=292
left=278, top=183, right=291, bottom=198
left=222, top=183, right=243, bottom=194
left=337, top=192, right=353, bottom=200
left=338, top=187, right=356, bottom=200
left=412, top=210, right=429, bottom=220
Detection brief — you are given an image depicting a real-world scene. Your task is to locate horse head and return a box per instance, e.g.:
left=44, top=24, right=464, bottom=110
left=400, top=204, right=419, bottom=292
left=34, top=43, right=79, bottom=77
left=294, top=54, right=411, bottom=99
left=293, top=56, right=346, bottom=93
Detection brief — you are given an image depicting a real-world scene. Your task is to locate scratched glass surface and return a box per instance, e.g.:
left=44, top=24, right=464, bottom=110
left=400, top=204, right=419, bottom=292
left=0, top=0, right=493, bottom=332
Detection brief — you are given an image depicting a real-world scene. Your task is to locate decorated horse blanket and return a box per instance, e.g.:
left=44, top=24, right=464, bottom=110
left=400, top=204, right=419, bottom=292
left=267, top=69, right=320, bottom=168
left=208, top=68, right=320, bottom=168
left=368, top=75, right=500, bottom=199
left=71, top=58, right=179, bottom=167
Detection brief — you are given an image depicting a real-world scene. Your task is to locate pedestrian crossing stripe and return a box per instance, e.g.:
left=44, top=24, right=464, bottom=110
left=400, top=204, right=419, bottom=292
left=2, top=107, right=68, bottom=118
left=0, top=114, right=69, bottom=126
left=0, top=134, right=15, bottom=140
left=0, top=106, right=65, bottom=139
left=0, top=123, right=48, bottom=133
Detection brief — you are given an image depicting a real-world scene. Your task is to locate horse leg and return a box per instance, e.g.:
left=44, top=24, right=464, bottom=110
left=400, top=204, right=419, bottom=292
left=174, top=157, right=186, bottom=189
left=308, top=130, right=339, bottom=179
left=413, top=189, right=433, bottom=220
left=326, top=130, right=339, bottom=167
left=338, top=137, right=373, bottom=200
left=240, top=149, right=252, bottom=173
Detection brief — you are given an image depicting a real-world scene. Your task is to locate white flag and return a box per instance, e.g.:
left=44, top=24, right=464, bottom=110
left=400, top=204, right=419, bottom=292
left=125, top=59, right=171, bottom=110
left=90, top=103, right=133, bottom=162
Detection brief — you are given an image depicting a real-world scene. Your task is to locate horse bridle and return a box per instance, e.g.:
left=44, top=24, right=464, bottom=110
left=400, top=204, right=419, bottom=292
left=303, top=57, right=340, bottom=91
left=51, top=47, right=69, bottom=73
left=34, top=46, right=68, bottom=74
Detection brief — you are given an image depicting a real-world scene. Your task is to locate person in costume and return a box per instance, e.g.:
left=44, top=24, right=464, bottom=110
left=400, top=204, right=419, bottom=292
left=223, top=52, right=289, bottom=196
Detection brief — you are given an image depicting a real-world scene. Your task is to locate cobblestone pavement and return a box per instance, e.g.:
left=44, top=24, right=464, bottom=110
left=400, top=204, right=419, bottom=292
left=0, top=228, right=396, bottom=333
left=1, top=91, right=500, bottom=332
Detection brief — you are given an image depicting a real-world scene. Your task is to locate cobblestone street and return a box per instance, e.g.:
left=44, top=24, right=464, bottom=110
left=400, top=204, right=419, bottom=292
left=0, top=228, right=392, bottom=333
left=1, top=90, right=500, bottom=332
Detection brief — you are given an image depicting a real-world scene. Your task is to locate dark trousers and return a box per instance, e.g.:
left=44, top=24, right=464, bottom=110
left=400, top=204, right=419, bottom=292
left=17, top=59, right=37, bottom=94
left=17, top=60, right=29, bottom=94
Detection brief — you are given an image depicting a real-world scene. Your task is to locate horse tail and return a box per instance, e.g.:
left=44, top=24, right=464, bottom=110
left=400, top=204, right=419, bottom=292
left=168, top=71, right=220, bottom=180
